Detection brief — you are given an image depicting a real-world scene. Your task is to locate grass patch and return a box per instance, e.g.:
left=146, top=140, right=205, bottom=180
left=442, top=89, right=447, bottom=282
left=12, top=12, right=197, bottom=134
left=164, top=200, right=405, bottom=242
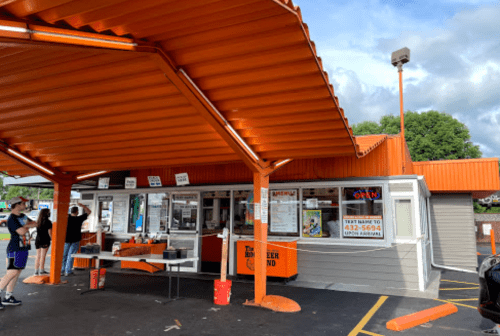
left=0, top=233, right=10, bottom=240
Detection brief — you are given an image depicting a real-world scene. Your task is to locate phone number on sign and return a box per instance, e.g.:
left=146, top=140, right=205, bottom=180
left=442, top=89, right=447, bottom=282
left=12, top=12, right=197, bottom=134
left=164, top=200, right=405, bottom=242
left=343, top=224, right=383, bottom=237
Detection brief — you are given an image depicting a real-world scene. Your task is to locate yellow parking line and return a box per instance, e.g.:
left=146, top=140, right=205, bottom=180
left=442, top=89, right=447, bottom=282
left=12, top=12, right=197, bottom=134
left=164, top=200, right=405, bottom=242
left=441, top=279, right=479, bottom=286
left=348, top=296, right=388, bottom=336
left=434, top=299, right=476, bottom=310
left=360, top=330, right=384, bottom=336
left=447, top=298, right=478, bottom=302
left=440, top=287, right=479, bottom=291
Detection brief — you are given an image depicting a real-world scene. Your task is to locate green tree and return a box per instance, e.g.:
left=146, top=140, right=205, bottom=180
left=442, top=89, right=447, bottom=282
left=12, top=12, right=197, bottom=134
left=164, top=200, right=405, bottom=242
left=39, top=188, right=54, bottom=199
left=352, top=110, right=482, bottom=161
left=0, top=175, right=8, bottom=199
left=5, top=186, right=54, bottom=200
left=352, top=121, right=381, bottom=135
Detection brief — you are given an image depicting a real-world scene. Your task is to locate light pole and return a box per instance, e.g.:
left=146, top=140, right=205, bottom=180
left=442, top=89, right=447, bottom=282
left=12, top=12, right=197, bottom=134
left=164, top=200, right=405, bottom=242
left=391, top=47, right=410, bottom=174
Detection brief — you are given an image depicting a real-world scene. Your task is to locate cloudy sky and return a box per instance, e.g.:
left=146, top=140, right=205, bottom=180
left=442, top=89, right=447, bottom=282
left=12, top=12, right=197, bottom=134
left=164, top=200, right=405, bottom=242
left=294, top=0, right=500, bottom=158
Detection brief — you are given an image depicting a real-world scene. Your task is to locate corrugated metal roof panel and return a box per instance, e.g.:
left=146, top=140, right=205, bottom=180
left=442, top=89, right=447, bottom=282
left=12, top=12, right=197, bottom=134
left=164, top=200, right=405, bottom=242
left=0, top=0, right=357, bottom=177
left=354, top=134, right=388, bottom=157
left=413, top=159, right=500, bottom=198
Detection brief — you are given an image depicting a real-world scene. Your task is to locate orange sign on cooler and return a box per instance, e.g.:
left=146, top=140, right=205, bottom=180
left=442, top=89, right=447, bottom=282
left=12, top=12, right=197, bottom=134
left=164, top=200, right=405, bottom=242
left=236, top=241, right=297, bottom=278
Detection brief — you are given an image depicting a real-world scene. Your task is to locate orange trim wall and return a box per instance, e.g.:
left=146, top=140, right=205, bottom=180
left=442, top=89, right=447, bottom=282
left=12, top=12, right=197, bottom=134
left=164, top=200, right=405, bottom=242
left=129, top=135, right=499, bottom=198
left=130, top=135, right=413, bottom=186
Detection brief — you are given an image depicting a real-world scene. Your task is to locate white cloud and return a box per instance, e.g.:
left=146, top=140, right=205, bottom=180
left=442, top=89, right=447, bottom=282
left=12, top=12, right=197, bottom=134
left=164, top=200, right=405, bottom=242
left=304, top=2, right=500, bottom=157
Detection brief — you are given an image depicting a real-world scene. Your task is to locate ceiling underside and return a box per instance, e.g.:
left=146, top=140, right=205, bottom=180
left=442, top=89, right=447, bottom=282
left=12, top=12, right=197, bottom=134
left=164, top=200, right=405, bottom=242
left=0, top=0, right=363, bottom=178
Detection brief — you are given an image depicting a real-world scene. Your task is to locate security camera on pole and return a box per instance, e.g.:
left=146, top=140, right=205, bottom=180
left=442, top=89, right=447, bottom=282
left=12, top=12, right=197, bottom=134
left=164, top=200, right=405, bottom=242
left=391, top=47, right=410, bottom=174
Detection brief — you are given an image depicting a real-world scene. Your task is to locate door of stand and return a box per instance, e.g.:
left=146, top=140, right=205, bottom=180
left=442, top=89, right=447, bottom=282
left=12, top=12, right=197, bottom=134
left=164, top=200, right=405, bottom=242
left=167, top=192, right=200, bottom=273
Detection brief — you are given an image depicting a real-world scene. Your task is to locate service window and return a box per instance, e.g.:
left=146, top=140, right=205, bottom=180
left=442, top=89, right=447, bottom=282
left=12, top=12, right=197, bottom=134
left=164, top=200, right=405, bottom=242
left=97, top=196, right=113, bottom=232
left=172, top=193, right=198, bottom=231
left=302, top=188, right=340, bottom=238
left=202, top=191, right=230, bottom=232
left=146, top=193, right=170, bottom=234
left=233, top=190, right=254, bottom=235
left=342, top=187, right=384, bottom=239
left=128, top=194, right=146, bottom=233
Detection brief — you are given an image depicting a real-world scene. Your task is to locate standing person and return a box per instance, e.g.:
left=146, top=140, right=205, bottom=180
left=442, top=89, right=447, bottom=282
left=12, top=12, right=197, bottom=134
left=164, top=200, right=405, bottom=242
left=0, top=196, right=38, bottom=309
left=61, top=203, right=91, bottom=277
left=34, top=208, right=52, bottom=276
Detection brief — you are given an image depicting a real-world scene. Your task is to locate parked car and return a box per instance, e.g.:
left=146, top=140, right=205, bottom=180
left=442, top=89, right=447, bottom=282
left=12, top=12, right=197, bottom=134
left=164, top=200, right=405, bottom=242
left=28, top=210, right=40, bottom=222
left=0, top=213, right=8, bottom=227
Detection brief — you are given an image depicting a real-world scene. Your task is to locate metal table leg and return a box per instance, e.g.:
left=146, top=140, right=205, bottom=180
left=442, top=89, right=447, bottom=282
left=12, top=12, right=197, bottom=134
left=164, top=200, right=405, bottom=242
left=168, top=264, right=172, bottom=300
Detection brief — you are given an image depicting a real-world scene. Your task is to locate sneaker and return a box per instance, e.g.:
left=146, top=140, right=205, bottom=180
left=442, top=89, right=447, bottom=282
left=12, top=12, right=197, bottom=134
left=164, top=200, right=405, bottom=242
left=40, top=270, right=49, bottom=275
left=0, top=301, right=4, bottom=310
left=2, top=296, right=22, bottom=306
left=64, top=273, right=74, bottom=277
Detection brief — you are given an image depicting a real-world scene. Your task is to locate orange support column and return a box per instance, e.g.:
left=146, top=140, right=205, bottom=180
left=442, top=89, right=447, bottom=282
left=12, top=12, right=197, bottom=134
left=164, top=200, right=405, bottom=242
left=243, top=172, right=300, bottom=313
left=49, top=182, right=72, bottom=284
left=491, top=229, right=497, bottom=255
left=253, top=172, right=269, bottom=304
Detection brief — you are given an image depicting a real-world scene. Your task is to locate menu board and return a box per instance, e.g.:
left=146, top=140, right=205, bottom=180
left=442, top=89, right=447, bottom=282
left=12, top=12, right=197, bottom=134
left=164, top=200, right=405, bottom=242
left=111, top=197, right=128, bottom=233
left=270, top=190, right=298, bottom=233
left=147, top=194, right=164, bottom=233
left=148, top=204, right=161, bottom=233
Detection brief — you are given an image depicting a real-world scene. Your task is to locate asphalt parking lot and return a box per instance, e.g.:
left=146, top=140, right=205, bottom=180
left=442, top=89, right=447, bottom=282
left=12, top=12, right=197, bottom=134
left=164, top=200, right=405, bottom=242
left=0, top=233, right=496, bottom=335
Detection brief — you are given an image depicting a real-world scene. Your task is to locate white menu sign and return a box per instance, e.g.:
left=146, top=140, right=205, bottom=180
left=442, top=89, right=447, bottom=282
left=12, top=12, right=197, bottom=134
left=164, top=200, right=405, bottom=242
left=111, top=198, right=128, bottom=233
left=148, top=176, right=162, bottom=187
left=125, top=177, right=137, bottom=189
left=261, top=188, right=269, bottom=224
left=175, top=173, right=190, bottom=186
left=98, top=177, right=109, bottom=189
left=254, top=203, right=261, bottom=220
left=148, top=204, right=161, bottom=233
left=270, top=190, right=298, bottom=233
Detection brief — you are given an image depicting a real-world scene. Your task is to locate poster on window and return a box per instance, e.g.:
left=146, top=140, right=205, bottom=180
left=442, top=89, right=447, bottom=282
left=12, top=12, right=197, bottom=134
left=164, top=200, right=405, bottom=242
left=245, top=192, right=254, bottom=226
left=343, top=215, right=383, bottom=238
left=302, top=210, right=322, bottom=237
left=270, top=190, right=298, bottom=233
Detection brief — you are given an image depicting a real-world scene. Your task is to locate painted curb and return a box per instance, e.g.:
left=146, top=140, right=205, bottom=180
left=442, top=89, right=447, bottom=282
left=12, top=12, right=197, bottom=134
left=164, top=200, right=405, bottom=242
left=386, top=303, right=458, bottom=331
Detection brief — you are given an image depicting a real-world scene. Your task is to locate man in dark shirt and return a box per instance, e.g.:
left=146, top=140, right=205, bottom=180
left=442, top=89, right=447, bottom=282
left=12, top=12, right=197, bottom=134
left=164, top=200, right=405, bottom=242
left=61, top=202, right=91, bottom=277
left=0, top=196, right=38, bottom=309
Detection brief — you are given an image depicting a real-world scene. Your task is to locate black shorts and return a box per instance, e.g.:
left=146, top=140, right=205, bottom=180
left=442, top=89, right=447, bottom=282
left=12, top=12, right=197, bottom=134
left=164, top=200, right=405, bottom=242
left=7, top=250, right=29, bottom=270
left=35, top=239, right=51, bottom=249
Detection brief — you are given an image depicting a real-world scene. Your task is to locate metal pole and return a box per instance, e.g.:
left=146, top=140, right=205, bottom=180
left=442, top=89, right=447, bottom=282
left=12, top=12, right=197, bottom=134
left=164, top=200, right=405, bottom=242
left=398, top=66, right=405, bottom=174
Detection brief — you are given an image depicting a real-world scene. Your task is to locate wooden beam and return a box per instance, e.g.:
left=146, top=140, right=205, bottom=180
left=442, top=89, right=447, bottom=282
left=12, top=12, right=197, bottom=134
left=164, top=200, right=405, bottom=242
left=0, top=142, right=71, bottom=184
left=149, top=51, right=264, bottom=172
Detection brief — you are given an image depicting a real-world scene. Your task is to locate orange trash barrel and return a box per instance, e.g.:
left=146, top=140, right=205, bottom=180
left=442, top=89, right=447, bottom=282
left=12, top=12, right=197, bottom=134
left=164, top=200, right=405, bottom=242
left=90, top=269, right=106, bottom=289
left=214, top=279, right=232, bottom=305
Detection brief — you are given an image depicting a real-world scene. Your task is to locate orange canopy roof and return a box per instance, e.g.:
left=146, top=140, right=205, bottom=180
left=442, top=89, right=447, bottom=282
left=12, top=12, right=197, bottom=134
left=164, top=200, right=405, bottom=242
left=0, top=0, right=361, bottom=180
left=354, top=134, right=388, bottom=157
left=413, top=159, right=500, bottom=198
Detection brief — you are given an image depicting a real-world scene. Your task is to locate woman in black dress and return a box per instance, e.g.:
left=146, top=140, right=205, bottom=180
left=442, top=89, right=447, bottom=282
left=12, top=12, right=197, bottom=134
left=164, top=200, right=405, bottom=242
left=34, top=208, right=52, bottom=275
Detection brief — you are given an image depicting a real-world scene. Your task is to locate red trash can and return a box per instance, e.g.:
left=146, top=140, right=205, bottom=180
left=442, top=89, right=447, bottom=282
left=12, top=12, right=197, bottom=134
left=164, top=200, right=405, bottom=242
left=90, top=269, right=106, bottom=289
left=214, top=279, right=232, bottom=305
